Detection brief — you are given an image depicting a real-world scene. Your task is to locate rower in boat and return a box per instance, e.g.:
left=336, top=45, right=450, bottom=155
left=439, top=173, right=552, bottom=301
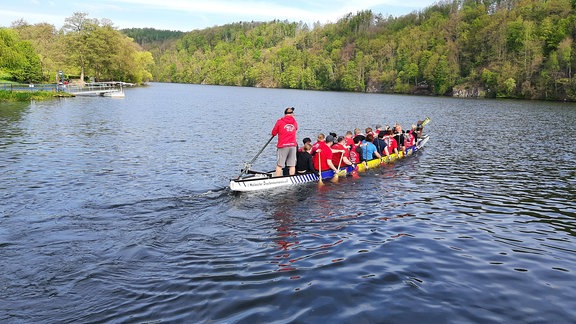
left=331, top=136, right=353, bottom=168
left=311, top=134, right=339, bottom=174
left=296, top=143, right=315, bottom=174
left=271, top=107, right=298, bottom=177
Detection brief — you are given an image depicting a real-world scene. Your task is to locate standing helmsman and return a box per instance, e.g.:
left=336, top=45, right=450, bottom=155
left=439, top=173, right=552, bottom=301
left=272, top=107, right=298, bottom=176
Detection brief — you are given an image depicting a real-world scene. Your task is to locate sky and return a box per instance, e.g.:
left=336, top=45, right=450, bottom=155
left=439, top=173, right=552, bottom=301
left=2, top=0, right=437, bottom=32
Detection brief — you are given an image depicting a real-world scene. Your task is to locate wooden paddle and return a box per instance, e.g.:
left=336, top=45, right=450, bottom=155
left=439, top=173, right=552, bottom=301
left=421, top=116, right=431, bottom=126
left=318, top=151, right=324, bottom=186
left=237, top=135, right=274, bottom=179
left=331, top=150, right=344, bottom=183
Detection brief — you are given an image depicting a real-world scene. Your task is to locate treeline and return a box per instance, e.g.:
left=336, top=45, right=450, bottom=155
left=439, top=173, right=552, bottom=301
left=5, top=1, right=576, bottom=100
left=121, top=28, right=184, bottom=46
left=1, top=13, right=154, bottom=84
left=143, top=0, right=576, bottom=100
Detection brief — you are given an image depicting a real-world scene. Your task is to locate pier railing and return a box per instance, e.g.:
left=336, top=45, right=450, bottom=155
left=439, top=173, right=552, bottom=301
left=65, top=83, right=117, bottom=95
left=65, top=82, right=133, bottom=96
left=1, top=82, right=133, bottom=96
left=0, top=83, right=58, bottom=92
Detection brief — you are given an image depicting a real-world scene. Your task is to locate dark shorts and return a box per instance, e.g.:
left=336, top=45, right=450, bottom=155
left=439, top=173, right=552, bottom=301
left=277, top=147, right=297, bottom=167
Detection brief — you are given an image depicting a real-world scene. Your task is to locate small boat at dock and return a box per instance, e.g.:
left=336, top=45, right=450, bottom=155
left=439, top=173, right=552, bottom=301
left=102, top=87, right=125, bottom=98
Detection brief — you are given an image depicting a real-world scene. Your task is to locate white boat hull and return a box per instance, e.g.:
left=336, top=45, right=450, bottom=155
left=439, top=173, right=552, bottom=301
left=103, top=90, right=125, bottom=98
left=229, top=172, right=319, bottom=192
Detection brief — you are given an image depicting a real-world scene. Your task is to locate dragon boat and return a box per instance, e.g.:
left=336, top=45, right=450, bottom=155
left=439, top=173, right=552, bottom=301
left=229, top=134, right=430, bottom=192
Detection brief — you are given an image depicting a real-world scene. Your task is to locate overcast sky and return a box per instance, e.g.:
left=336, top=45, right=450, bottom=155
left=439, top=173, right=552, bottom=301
left=2, top=0, right=437, bottom=31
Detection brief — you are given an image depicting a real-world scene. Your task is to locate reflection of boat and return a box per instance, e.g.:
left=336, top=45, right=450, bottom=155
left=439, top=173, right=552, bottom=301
left=229, top=134, right=430, bottom=192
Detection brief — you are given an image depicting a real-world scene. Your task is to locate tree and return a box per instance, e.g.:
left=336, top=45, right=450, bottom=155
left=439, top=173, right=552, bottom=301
left=0, top=28, right=42, bottom=82
left=62, top=12, right=99, bottom=84
left=11, top=21, right=63, bottom=82
left=557, top=37, right=572, bottom=79
left=60, top=12, right=154, bottom=84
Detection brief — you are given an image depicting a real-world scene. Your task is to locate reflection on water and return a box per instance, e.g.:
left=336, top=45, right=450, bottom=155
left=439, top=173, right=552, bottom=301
left=0, top=101, right=29, bottom=147
left=1, top=84, right=575, bottom=323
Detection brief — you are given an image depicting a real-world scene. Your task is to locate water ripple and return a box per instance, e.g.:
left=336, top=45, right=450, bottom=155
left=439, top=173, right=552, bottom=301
left=2, top=85, right=576, bottom=323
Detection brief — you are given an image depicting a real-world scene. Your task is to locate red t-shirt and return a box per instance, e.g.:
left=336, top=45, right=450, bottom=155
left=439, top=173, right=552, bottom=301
left=271, top=115, right=298, bottom=148
left=406, top=131, right=415, bottom=146
left=344, top=136, right=354, bottom=149
left=349, top=145, right=360, bottom=163
left=312, top=141, right=333, bottom=171
left=385, top=136, right=398, bottom=153
left=331, top=143, right=349, bottom=167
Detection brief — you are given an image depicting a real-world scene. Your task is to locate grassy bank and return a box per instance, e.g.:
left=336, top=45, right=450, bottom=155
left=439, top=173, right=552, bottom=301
left=0, top=90, right=75, bottom=102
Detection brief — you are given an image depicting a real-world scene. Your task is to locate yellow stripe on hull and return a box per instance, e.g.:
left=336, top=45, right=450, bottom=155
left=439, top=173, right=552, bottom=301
left=356, top=152, right=402, bottom=173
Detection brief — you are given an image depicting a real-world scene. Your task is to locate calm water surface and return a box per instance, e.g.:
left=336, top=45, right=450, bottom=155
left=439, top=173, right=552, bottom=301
left=1, top=83, right=575, bottom=323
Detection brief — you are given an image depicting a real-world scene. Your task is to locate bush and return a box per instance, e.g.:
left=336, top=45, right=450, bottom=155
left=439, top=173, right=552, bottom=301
left=0, top=90, right=71, bottom=101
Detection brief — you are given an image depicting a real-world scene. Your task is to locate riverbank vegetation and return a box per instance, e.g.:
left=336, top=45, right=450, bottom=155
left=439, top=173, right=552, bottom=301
left=3, top=0, right=576, bottom=100
left=1, top=13, right=154, bottom=86
left=0, top=90, right=74, bottom=101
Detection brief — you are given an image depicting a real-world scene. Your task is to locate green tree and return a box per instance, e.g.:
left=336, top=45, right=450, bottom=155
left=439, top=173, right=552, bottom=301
left=557, top=37, right=572, bottom=78
left=60, top=13, right=153, bottom=84
left=11, top=20, right=64, bottom=82
left=0, top=28, right=42, bottom=82
left=62, top=12, right=100, bottom=83
left=504, top=77, right=517, bottom=97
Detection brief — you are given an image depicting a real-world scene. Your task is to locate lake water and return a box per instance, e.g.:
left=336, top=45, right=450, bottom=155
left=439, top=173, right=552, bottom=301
left=1, top=83, right=575, bottom=323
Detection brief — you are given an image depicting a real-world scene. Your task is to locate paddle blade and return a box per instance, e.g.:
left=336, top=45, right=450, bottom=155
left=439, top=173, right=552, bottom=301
left=331, top=173, right=339, bottom=183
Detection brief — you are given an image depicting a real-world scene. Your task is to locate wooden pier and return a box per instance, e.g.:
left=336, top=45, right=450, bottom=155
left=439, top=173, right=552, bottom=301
left=1, top=81, right=132, bottom=97
left=65, top=82, right=132, bottom=97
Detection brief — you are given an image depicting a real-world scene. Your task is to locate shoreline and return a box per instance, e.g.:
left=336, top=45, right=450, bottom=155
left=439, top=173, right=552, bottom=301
left=0, top=90, right=75, bottom=102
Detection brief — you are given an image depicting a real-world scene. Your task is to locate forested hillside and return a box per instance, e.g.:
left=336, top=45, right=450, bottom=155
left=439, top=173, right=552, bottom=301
left=121, top=28, right=184, bottom=47
left=4, top=0, right=576, bottom=100
left=141, top=0, right=576, bottom=100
